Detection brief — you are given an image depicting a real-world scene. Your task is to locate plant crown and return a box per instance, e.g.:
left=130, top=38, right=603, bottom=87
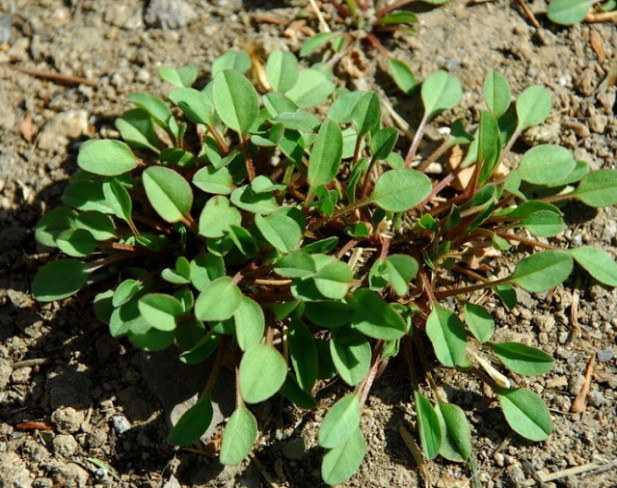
left=33, top=49, right=617, bottom=485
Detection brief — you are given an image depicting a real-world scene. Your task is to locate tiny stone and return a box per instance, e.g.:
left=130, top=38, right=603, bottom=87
left=144, top=0, right=198, bottom=29
left=494, top=452, right=505, bottom=467
left=589, top=390, right=609, bottom=407
left=50, top=462, right=89, bottom=488
left=111, top=414, right=132, bottom=435
left=569, top=375, right=586, bottom=396
left=0, top=358, right=12, bottom=389
left=597, top=349, right=614, bottom=362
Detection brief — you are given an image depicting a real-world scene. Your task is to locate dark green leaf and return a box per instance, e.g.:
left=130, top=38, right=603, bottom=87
left=351, top=92, right=381, bottom=136
left=414, top=391, right=441, bottom=460
left=190, top=253, right=225, bottom=291
left=490, top=342, right=554, bottom=375
left=180, top=332, right=220, bottom=364
left=350, top=289, right=407, bottom=340
left=127, top=92, right=172, bottom=129
left=275, top=251, right=316, bottom=278
left=231, top=186, right=279, bottom=214
left=289, top=320, right=318, bottom=390
left=304, top=300, right=353, bottom=328
left=279, top=374, right=317, bottom=409
left=75, top=211, right=116, bottom=240
left=35, top=208, right=78, bottom=247
left=330, top=328, right=371, bottom=386
left=437, top=402, right=472, bottom=462
left=56, top=229, right=97, bottom=257
left=115, top=109, right=160, bottom=151
left=167, top=396, right=213, bottom=445
left=370, top=127, right=398, bottom=161
left=102, top=179, right=133, bottom=226
left=521, top=210, right=565, bottom=237
left=32, top=259, right=89, bottom=302
left=477, top=110, right=502, bottom=185
left=314, top=259, right=353, bottom=300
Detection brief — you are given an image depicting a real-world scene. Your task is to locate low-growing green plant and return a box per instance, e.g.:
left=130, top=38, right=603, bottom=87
left=33, top=50, right=617, bottom=485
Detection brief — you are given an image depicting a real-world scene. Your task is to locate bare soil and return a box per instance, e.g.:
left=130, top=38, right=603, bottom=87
left=0, top=1, right=616, bottom=487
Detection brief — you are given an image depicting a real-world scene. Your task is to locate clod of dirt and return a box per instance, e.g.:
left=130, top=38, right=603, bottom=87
left=0, top=358, right=12, bottom=389
left=144, top=0, right=198, bottom=29
left=52, top=434, right=79, bottom=458
left=0, top=451, right=34, bottom=488
left=51, top=407, right=84, bottom=434
left=37, top=110, right=89, bottom=153
left=48, top=461, right=89, bottom=488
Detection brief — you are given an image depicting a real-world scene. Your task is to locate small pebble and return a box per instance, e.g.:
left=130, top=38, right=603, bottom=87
left=111, top=414, right=132, bottom=435
left=597, top=349, right=614, bottom=362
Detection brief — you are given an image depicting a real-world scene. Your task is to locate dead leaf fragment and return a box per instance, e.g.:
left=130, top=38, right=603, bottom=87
left=589, top=30, right=605, bottom=63
left=571, top=354, right=595, bottom=413
left=19, top=114, right=37, bottom=142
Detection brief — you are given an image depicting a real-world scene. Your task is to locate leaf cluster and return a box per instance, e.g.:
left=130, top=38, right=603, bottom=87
left=32, top=51, right=617, bottom=485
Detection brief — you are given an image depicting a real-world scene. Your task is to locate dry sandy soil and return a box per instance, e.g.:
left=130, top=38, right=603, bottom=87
left=0, top=0, right=616, bottom=487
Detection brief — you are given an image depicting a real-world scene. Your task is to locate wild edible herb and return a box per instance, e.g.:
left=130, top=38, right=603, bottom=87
left=33, top=51, right=617, bottom=485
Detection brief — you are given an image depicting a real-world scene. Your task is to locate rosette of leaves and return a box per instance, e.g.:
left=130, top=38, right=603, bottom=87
left=33, top=50, right=617, bottom=485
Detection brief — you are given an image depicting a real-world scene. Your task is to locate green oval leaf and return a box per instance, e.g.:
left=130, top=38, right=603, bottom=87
left=516, top=85, right=552, bottom=131
left=388, top=58, right=417, bottom=94
left=437, top=402, right=472, bottom=462
left=384, top=254, right=419, bottom=296
left=321, top=428, right=366, bottom=486
left=138, top=293, right=184, bottom=332
left=464, top=303, right=494, bottom=343
left=350, top=289, right=407, bottom=340
left=573, top=169, right=617, bottom=207
left=484, top=71, right=511, bottom=118
left=351, top=92, right=381, bottom=136
left=414, top=391, right=442, bottom=460
left=116, top=109, right=160, bottom=151
left=142, top=166, right=193, bottom=223
left=56, top=229, right=97, bottom=257
left=102, top=179, right=133, bottom=226
left=314, top=260, right=353, bottom=300
left=508, top=251, right=573, bottom=293
left=520, top=210, right=565, bottom=237
left=274, top=251, right=316, bottom=278
left=158, top=64, right=197, bottom=87
left=35, top=208, right=78, bottom=247
left=234, top=296, right=265, bottom=351
left=570, top=246, right=617, bottom=286
left=426, top=305, right=467, bottom=367
left=490, top=342, right=554, bottom=375
left=212, top=70, right=259, bottom=135
left=75, top=211, right=116, bottom=240
left=371, top=169, right=432, bottom=212
left=497, top=387, right=553, bottom=441
left=220, top=406, right=258, bottom=465
left=304, top=300, right=353, bottom=328
left=128, top=92, right=172, bottom=129
left=112, top=279, right=142, bottom=307
left=194, top=276, right=242, bottom=322
left=168, top=87, right=214, bottom=126
left=212, top=50, right=251, bottom=75
left=308, top=119, right=343, bottom=191
left=370, top=127, right=398, bottom=161
left=330, top=328, right=371, bottom=386
left=266, top=50, right=299, bottom=93
left=421, top=70, right=462, bottom=119
left=519, top=145, right=576, bottom=184
left=32, top=259, right=89, bottom=302
left=77, top=140, right=138, bottom=176
left=318, top=394, right=361, bottom=449
left=288, top=320, right=318, bottom=390
left=239, top=344, right=287, bottom=404
left=255, top=213, right=302, bottom=253
left=167, top=396, right=213, bottom=445
left=547, top=0, right=591, bottom=25
left=286, top=68, right=335, bottom=108
left=199, top=195, right=242, bottom=238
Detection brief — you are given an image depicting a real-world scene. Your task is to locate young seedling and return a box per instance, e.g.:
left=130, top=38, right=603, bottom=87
left=33, top=50, right=617, bottom=485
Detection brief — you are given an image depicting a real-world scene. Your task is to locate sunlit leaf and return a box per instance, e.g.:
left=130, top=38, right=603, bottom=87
left=318, top=394, right=361, bottom=448
left=426, top=305, right=467, bottom=367
left=490, top=342, right=554, bottom=375
left=508, top=251, right=572, bottom=292
left=220, top=406, right=258, bottom=465
left=497, top=387, right=553, bottom=441
left=240, top=344, right=287, bottom=403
